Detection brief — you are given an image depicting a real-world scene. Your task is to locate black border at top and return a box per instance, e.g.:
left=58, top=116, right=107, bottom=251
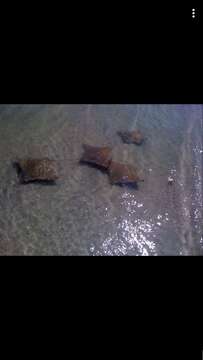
left=0, top=3, right=202, bottom=104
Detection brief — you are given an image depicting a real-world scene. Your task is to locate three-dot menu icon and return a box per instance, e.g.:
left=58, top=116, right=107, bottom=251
left=192, top=8, right=196, bottom=18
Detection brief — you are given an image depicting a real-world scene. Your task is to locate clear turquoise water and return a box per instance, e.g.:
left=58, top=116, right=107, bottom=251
left=0, top=105, right=202, bottom=255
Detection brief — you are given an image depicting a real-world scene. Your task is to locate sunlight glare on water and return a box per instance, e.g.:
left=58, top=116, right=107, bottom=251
left=90, top=191, right=158, bottom=256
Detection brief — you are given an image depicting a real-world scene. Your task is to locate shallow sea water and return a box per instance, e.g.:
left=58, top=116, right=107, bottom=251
left=0, top=104, right=202, bottom=255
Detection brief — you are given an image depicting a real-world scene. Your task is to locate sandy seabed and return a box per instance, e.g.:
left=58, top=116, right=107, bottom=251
left=0, top=104, right=202, bottom=255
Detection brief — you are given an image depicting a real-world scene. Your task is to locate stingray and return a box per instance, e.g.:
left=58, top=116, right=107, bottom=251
left=80, top=144, right=112, bottom=169
left=117, top=130, right=145, bottom=145
left=15, top=158, right=59, bottom=183
left=108, top=161, right=144, bottom=186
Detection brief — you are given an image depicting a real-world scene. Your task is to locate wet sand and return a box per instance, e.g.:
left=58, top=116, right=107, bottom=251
left=0, top=105, right=202, bottom=255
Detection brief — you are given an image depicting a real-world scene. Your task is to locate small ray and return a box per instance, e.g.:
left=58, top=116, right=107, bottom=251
left=108, top=161, right=144, bottom=186
left=118, top=130, right=145, bottom=145
left=80, top=144, right=112, bottom=169
left=15, top=158, right=59, bottom=183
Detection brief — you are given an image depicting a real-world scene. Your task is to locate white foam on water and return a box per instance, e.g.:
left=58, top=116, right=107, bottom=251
left=178, top=105, right=203, bottom=255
